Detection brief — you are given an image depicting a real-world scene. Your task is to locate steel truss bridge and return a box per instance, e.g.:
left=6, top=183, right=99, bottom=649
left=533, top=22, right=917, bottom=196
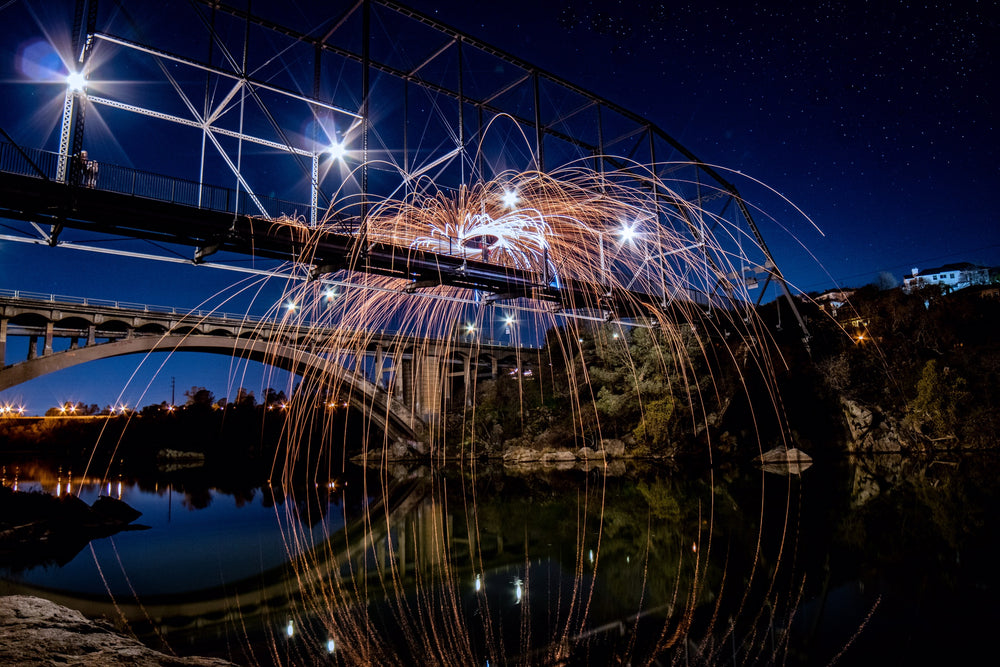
left=0, top=0, right=809, bottom=340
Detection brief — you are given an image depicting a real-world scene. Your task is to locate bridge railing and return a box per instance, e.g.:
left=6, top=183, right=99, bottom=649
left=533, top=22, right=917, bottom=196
left=0, top=141, right=58, bottom=180
left=0, top=288, right=265, bottom=323
left=0, top=141, right=314, bottom=221
left=0, top=289, right=542, bottom=349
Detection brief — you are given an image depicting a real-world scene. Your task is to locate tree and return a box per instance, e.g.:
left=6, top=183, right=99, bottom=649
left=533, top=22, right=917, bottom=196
left=874, top=271, right=898, bottom=291
left=184, top=386, right=215, bottom=408
left=264, top=388, right=287, bottom=407
left=235, top=388, right=257, bottom=408
left=909, top=359, right=971, bottom=439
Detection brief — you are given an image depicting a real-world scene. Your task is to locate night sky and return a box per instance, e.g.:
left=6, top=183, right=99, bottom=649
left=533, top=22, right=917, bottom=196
left=1, top=0, right=996, bottom=413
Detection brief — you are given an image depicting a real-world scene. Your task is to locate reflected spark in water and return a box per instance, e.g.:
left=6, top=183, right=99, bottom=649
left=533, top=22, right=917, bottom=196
left=57, top=151, right=821, bottom=662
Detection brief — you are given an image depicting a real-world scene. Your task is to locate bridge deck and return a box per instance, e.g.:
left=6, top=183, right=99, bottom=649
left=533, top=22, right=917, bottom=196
left=0, top=146, right=705, bottom=322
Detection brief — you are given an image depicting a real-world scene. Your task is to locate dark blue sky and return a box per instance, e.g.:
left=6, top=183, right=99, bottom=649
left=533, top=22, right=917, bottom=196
left=1, top=0, right=996, bottom=413
left=412, top=0, right=997, bottom=290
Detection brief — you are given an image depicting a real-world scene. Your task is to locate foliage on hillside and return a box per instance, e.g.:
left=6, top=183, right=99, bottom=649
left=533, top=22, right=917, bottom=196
left=800, top=283, right=1000, bottom=449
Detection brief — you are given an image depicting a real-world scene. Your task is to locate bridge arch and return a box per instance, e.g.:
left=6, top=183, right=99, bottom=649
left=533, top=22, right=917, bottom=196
left=136, top=322, right=168, bottom=335
left=96, top=319, right=130, bottom=336
left=0, top=335, right=419, bottom=441
left=57, top=315, right=93, bottom=330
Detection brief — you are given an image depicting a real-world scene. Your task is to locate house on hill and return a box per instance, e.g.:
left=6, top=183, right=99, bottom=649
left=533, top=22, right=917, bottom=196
left=813, top=288, right=855, bottom=317
left=902, top=263, right=989, bottom=294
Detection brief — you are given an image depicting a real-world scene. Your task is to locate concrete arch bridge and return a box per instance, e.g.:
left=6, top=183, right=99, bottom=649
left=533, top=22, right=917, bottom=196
left=0, top=291, right=527, bottom=438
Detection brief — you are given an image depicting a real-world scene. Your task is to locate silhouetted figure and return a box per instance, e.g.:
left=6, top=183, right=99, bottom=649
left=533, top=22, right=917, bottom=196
left=75, top=150, right=98, bottom=188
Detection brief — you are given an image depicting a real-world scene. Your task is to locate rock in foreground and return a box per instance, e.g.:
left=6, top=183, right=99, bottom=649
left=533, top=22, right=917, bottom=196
left=0, top=596, right=236, bottom=666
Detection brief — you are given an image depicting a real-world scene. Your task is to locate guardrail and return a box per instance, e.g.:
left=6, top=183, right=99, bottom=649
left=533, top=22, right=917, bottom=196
left=0, top=288, right=265, bottom=323
left=0, top=289, right=540, bottom=349
left=0, top=140, right=314, bottom=221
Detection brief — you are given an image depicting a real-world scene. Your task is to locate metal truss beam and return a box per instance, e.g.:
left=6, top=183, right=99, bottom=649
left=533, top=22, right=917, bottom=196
left=94, top=32, right=361, bottom=118
left=87, top=96, right=313, bottom=157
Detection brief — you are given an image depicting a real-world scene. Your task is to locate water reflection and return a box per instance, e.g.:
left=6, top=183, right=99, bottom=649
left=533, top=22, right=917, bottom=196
left=3, top=454, right=1000, bottom=664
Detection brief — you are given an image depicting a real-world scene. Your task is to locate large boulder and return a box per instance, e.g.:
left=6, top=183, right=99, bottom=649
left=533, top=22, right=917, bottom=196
left=0, top=596, right=235, bottom=666
left=842, top=399, right=909, bottom=453
left=502, top=446, right=542, bottom=463
left=601, top=439, right=626, bottom=457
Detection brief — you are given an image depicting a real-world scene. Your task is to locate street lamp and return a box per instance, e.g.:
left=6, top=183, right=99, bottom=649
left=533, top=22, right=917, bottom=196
left=327, top=140, right=347, bottom=161
left=501, top=188, right=519, bottom=209
left=619, top=221, right=638, bottom=246
left=66, top=71, right=86, bottom=92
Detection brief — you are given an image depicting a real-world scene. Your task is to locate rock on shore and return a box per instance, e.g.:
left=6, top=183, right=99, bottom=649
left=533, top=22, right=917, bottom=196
left=0, top=596, right=236, bottom=666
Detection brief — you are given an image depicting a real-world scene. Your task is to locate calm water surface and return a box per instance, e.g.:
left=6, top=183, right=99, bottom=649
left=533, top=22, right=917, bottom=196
left=3, top=453, right=999, bottom=665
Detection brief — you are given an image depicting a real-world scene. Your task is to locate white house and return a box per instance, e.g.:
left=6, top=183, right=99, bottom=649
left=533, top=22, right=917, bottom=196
left=902, top=263, right=990, bottom=294
left=812, top=288, right=855, bottom=317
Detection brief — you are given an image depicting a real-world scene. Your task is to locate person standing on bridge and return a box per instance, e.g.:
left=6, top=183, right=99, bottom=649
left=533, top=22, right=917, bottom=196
left=75, top=150, right=98, bottom=188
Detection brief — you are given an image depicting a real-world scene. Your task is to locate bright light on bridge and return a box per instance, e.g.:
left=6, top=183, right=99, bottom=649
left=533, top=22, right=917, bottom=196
left=619, top=222, right=638, bottom=246
left=501, top=188, right=519, bottom=209
left=326, top=140, right=347, bottom=161
left=65, top=71, right=86, bottom=91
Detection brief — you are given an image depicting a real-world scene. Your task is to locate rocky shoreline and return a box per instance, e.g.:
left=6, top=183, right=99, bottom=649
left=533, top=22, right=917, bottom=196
left=0, top=596, right=235, bottom=666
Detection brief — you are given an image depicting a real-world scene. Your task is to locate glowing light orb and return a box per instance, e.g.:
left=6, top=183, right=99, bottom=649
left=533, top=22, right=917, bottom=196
left=501, top=188, right=519, bottom=209
left=619, top=222, right=638, bottom=245
left=327, top=140, right=347, bottom=161
left=66, top=71, right=86, bottom=91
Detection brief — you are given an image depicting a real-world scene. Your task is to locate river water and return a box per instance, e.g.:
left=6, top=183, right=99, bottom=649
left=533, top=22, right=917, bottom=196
left=2, top=452, right=999, bottom=665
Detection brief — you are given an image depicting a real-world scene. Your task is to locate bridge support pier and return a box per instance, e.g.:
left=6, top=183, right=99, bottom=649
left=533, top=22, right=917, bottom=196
left=373, top=345, right=386, bottom=389
left=69, top=336, right=79, bottom=351
left=87, top=325, right=95, bottom=347
left=27, top=335, right=38, bottom=361
left=0, top=319, right=6, bottom=367
left=44, top=322, right=54, bottom=355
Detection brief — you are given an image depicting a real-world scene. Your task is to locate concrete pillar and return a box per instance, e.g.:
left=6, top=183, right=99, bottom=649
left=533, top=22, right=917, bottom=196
left=414, top=353, right=442, bottom=420
left=44, top=322, right=54, bottom=355
left=373, top=345, right=385, bottom=388
left=87, top=324, right=96, bottom=346
left=442, top=358, right=452, bottom=410
left=69, top=336, right=79, bottom=350
left=28, top=335, right=38, bottom=360
left=0, top=319, right=6, bottom=367
left=491, top=355, right=498, bottom=380
left=397, top=358, right=410, bottom=405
